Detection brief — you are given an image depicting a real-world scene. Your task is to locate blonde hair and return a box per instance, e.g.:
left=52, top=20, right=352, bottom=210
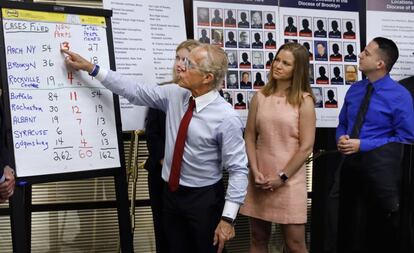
left=262, top=43, right=315, bottom=106
left=194, top=44, right=228, bottom=89
left=160, top=39, right=201, bottom=85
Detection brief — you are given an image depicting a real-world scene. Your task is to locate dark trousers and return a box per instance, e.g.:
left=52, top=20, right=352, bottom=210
left=338, top=155, right=401, bottom=253
left=148, top=167, right=169, bottom=253
left=163, top=180, right=225, bottom=253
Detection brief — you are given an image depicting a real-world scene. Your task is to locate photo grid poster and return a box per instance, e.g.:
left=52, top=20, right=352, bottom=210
left=193, top=0, right=279, bottom=124
left=279, top=0, right=361, bottom=128
left=366, top=0, right=414, bottom=81
left=194, top=0, right=361, bottom=128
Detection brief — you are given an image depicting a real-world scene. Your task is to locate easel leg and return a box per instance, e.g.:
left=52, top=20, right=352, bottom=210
left=114, top=169, right=134, bottom=252
left=10, top=184, right=32, bottom=253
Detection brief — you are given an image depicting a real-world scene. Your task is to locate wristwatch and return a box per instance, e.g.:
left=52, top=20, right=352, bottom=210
left=279, top=172, right=289, bottom=183
left=221, top=216, right=235, bottom=226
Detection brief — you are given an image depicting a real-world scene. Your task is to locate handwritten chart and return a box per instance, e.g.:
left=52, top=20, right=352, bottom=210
left=2, top=8, right=121, bottom=177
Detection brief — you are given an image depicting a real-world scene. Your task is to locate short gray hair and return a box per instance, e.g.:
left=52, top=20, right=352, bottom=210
left=195, top=44, right=228, bottom=89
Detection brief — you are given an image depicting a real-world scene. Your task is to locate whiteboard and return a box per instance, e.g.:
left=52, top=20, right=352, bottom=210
left=1, top=7, right=121, bottom=178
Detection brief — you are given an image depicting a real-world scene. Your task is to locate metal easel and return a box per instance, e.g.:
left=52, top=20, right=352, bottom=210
left=117, top=130, right=146, bottom=252
left=126, top=130, right=146, bottom=234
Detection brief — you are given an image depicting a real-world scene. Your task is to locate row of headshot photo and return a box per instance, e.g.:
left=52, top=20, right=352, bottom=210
left=224, top=63, right=357, bottom=90
left=197, top=7, right=276, bottom=29
left=283, top=15, right=356, bottom=39
left=223, top=87, right=338, bottom=110
left=225, top=70, right=268, bottom=90
left=310, top=64, right=358, bottom=85
left=198, top=29, right=277, bottom=49
left=312, top=87, right=339, bottom=109
left=302, top=40, right=358, bottom=62
left=223, top=90, right=256, bottom=110
left=226, top=50, right=275, bottom=70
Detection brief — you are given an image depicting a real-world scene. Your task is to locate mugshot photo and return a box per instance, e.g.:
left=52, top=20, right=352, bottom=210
left=328, top=18, right=341, bottom=39
left=251, top=10, right=263, bottom=29
left=223, top=90, right=234, bottom=105
left=226, top=70, right=239, bottom=89
left=225, top=30, right=237, bottom=48
left=324, top=87, right=338, bottom=108
left=265, top=51, right=274, bottom=69
left=264, top=12, right=276, bottom=29
left=198, top=28, right=211, bottom=44
left=301, top=40, right=313, bottom=61
left=265, top=31, right=276, bottom=49
left=315, top=64, right=330, bottom=85
left=344, top=42, right=357, bottom=62
left=329, top=41, right=343, bottom=62
left=345, top=64, right=358, bottom=84
left=251, top=31, right=264, bottom=49
left=239, top=71, right=252, bottom=89
left=197, top=7, right=210, bottom=26
left=312, top=87, right=323, bottom=108
left=314, top=40, right=328, bottom=61
left=239, top=51, right=251, bottom=68
left=314, top=18, right=327, bottom=38
left=234, top=91, right=247, bottom=110
left=252, top=51, right=264, bottom=69
left=211, top=29, right=223, bottom=47
left=210, top=8, right=223, bottom=26
left=330, top=65, right=344, bottom=85
left=238, top=10, right=250, bottom=28
left=224, top=9, right=237, bottom=27
left=284, top=15, right=298, bottom=36
left=253, top=71, right=265, bottom=89
left=238, top=30, right=250, bottom=48
left=299, top=17, right=312, bottom=37
left=343, top=19, right=356, bottom=39
left=226, top=50, right=238, bottom=69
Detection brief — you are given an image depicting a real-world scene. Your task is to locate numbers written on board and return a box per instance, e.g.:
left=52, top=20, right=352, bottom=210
left=5, top=21, right=120, bottom=170
left=42, top=44, right=52, bottom=52
left=100, top=150, right=115, bottom=160
left=53, top=150, right=73, bottom=161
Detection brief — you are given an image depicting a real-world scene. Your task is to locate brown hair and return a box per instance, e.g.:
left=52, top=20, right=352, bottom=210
left=261, top=43, right=315, bottom=106
left=160, top=39, right=201, bottom=85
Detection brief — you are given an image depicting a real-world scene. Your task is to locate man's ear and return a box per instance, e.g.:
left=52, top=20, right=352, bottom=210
left=203, top=73, right=215, bottom=84
left=377, top=60, right=386, bottom=70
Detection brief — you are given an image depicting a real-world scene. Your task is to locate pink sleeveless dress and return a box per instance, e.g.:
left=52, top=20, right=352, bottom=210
left=240, top=92, right=309, bottom=224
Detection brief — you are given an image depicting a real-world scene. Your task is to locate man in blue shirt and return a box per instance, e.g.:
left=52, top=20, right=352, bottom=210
left=336, top=37, right=414, bottom=253
left=63, top=44, right=248, bottom=253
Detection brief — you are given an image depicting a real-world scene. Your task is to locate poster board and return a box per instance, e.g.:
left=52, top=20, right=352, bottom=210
left=103, top=0, right=187, bottom=131
left=193, top=0, right=362, bottom=128
left=279, top=0, right=362, bottom=128
left=366, top=0, right=414, bottom=80
left=0, top=2, right=123, bottom=180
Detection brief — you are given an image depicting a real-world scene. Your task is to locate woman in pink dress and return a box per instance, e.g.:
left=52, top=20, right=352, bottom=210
left=240, top=43, right=316, bottom=253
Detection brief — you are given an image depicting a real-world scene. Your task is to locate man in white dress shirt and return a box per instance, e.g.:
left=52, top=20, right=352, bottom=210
left=62, top=44, right=248, bottom=253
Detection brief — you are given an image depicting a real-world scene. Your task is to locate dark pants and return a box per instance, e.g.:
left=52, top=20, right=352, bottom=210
left=148, top=166, right=169, bottom=253
left=163, top=180, right=225, bottom=253
left=338, top=154, right=401, bottom=253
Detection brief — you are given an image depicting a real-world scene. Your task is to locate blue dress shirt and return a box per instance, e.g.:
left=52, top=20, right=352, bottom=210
left=96, top=69, right=248, bottom=218
left=336, top=74, right=414, bottom=151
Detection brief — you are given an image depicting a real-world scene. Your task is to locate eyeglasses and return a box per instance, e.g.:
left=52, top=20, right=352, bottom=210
left=183, top=57, right=198, bottom=70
